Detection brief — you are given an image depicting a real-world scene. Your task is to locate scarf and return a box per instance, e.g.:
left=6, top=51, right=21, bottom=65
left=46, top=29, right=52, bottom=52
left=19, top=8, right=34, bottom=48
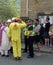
left=0, top=26, right=5, bottom=46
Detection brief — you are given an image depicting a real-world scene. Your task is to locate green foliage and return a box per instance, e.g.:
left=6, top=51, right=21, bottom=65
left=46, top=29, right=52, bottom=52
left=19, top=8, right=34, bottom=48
left=0, top=0, right=21, bottom=20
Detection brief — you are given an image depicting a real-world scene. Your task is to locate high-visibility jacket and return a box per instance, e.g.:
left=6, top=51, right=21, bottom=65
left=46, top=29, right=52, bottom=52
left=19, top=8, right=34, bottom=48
left=23, top=25, right=35, bottom=36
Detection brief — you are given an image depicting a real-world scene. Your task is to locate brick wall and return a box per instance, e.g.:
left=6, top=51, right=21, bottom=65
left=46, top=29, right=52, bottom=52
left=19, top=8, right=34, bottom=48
left=21, top=0, right=53, bottom=19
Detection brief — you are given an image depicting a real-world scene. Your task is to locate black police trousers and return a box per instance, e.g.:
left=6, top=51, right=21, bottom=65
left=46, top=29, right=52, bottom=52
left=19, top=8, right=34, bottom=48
left=28, top=36, right=34, bottom=57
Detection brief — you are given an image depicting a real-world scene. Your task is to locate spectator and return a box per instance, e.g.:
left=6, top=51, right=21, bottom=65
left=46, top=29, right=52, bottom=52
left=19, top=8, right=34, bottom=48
left=43, top=17, right=50, bottom=46
left=34, top=19, right=41, bottom=56
left=49, top=25, right=53, bottom=49
left=0, top=19, right=11, bottom=57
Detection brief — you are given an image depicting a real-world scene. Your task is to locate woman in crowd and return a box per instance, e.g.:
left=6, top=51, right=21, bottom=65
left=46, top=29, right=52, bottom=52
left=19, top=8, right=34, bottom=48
left=34, top=19, right=41, bottom=56
left=43, top=17, right=50, bottom=46
left=0, top=19, right=11, bottom=57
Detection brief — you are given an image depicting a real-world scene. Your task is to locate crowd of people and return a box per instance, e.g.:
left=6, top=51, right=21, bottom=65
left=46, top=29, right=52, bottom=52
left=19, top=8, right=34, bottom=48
left=0, top=17, right=53, bottom=61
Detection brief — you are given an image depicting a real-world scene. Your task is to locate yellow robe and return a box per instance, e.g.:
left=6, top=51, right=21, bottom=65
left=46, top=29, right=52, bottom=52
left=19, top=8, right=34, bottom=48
left=8, top=21, right=26, bottom=58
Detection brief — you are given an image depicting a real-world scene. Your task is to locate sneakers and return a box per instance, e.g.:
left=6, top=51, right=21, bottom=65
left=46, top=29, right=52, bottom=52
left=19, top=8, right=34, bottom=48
left=1, top=54, right=5, bottom=57
left=1, top=54, right=9, bottom=57
left=36, top=53, right=41, bottom=56
left=5, top=55, right=9, bottom=57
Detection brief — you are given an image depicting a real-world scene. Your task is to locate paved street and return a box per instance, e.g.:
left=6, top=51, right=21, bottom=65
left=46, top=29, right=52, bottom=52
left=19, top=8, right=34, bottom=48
left=0, top=52, right=53, bottom=65
left=0, top=43, right=53, bottom=65
left=22, top=43, right=53, bottom=53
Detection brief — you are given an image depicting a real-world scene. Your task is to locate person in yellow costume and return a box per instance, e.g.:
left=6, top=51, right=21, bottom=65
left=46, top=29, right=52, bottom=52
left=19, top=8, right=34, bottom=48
left=8, top=17, right=26, bottom=60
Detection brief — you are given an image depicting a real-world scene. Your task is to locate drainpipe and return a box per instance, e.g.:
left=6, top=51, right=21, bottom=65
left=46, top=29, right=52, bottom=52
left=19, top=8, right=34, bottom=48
left=26, top=0, right=28, bottom=17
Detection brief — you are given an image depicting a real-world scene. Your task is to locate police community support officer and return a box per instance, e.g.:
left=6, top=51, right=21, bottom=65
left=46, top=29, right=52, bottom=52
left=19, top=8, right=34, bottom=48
left=26, top=19, right=35, bottom=58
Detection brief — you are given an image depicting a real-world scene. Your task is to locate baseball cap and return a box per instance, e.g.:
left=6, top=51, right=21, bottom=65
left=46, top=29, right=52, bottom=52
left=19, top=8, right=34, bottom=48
left=7, top=19, right=12, bottom=23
